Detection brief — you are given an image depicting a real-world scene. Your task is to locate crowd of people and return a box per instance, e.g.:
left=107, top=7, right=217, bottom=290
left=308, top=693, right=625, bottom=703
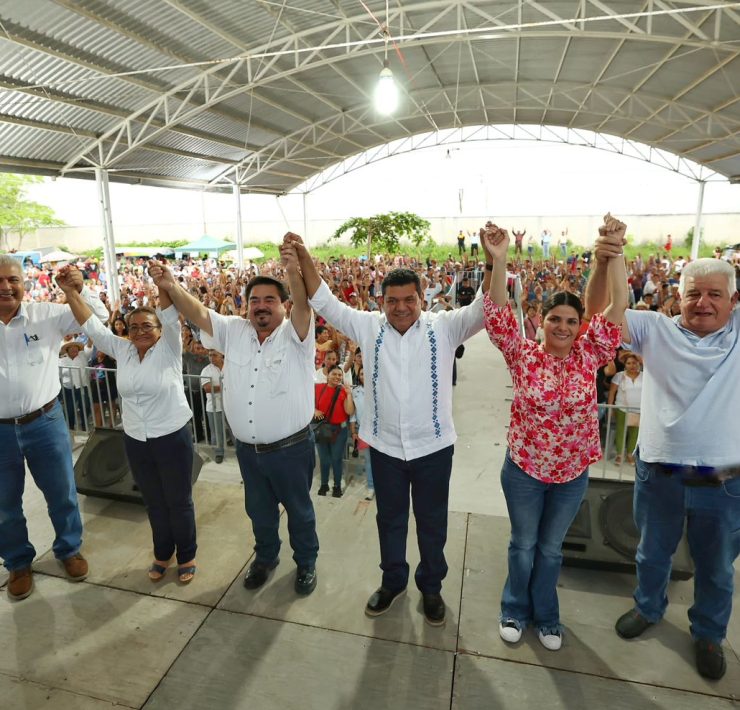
left=1, top=222, right=739, bottom=682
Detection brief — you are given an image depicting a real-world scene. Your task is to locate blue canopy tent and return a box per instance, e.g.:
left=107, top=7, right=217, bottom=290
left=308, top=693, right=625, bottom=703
left=174, top=236, right=236, bottom=259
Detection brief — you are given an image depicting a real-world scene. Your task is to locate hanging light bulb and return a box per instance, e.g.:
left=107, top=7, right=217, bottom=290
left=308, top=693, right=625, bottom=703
left=374, top=59, right=399, bottom=115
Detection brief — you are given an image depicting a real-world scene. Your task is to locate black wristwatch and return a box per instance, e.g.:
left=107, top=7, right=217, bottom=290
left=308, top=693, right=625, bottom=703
left=485, top=263, right=493, bottom=271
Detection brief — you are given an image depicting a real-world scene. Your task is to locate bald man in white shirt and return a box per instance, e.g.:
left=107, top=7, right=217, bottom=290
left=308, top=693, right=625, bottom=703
left=0, top=256, right=109, bottom=601
left=287, top=232, right=492, bottom=627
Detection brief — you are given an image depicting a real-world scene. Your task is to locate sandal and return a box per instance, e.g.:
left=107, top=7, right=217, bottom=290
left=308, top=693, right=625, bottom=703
left=148, top=563, right=168, bottom=582
left=178, top=565, right=197, bottom=584
left=614, top=455, right=623, bottom=465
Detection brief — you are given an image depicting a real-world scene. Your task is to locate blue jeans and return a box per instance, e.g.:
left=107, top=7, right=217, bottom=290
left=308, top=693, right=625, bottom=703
left=633, top=453, right=740, bottom=644
left=123, top=425, right=197, bottom=565
left=235, top=433, right=318, bottom=569
left=206, top=411, right=225, bottom=457
left=0, top=400, right=83, bottom=571
left=316, top=425, right=348, bottom=487
left=370, top=445, right=453, bottom=594
left=363, top=448, right=374, bottom=491
left=61, top=386, right=91, bottom=431
left=500, top=452, right=589, bottom=629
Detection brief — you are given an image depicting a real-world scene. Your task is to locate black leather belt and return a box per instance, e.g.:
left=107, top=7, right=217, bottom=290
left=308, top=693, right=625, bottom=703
left=653, top=461, right=740, bottom=487
left=246, top=425, right=311, bottom=454
left=0, top=399, right=57, bottom=426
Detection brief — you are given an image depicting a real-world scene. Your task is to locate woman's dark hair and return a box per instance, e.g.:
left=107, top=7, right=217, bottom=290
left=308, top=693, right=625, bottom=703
left=541, top=291, right=584, bottom=321
left=245, top=276, right=289, bottom=302
left=381, top=268, right=422, bottom=297
left=315, top=325, right=328, bottom=337
left=125, top=305, right=162, bottom=328
left=326, top=364, right=343, bottom=375
left=111, top=317, right=128, bottom=336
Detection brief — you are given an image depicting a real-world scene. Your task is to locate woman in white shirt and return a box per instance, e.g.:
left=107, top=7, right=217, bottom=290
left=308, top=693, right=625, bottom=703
left=608, top=353, right=643, bottom=465
left=57, top=271, right=197, bottom=584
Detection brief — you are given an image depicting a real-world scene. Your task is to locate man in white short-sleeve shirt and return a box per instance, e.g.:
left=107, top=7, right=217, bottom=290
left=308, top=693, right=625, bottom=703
left=149, top=249, right=319, bottom=597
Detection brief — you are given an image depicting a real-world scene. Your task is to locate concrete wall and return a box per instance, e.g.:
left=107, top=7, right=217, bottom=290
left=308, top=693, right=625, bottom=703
left=15, top=211, right=740, bottom=253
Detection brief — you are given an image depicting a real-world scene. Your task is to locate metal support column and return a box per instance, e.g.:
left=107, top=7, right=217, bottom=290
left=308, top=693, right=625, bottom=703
left=233, top=182, right=244, bottom=268
left=94, top=168, right=120, bottom=305
left=302, top=191, right=309, bottom=244
left=690, top=180, right=705, bottom=261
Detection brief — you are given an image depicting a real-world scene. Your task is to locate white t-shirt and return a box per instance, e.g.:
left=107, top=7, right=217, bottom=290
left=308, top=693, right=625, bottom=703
left=200, top=363, right=223, bottom=412
left=611, top=371, right=642, bottom=411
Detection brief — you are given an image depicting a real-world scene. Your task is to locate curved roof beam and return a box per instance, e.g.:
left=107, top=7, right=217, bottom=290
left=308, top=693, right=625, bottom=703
left=47, top=0, right=738, bottom=175
left=212, top=78, right=737, bottom=189
left=291, top=126, right=722, bottom=194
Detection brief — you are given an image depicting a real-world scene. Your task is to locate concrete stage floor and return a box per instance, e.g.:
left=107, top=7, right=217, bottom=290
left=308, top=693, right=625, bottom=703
left=2, top=331, right=738, bottom=709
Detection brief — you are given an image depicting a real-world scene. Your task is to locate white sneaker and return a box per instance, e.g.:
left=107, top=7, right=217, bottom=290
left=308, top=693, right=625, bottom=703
left=499, top=618, right=522, bottom=643
left=364, top=489, right=375, bottom=501
left=538, top=627, right=562, bottom=651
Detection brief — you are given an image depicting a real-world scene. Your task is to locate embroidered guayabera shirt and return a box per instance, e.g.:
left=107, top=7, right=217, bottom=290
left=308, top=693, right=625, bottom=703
left=309, top=280, right=484, bottom=461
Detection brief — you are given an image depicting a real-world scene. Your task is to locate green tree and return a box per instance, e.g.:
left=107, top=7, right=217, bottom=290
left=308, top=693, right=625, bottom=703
left=0, top=174, right=64, bottom=250
left=331, top=211, right=431, bottom=259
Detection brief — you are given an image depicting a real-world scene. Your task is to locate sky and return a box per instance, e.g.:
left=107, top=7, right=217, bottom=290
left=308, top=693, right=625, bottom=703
left=27, top=139, right=739, bottom=231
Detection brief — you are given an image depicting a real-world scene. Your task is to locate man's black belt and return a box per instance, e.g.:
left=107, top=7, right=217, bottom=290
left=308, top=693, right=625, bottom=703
left=0, top=399, right=57, bottom=426
left=652, top=461, right=740, bottom=487
left=247, top=425, right=311, bottom=454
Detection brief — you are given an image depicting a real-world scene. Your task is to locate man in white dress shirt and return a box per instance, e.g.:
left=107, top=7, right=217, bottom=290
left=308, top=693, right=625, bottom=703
left=0, top=256, right=108, bottom=601
left=149, top=251, right=319, bottom=596
left=286, top=232, right=492, bottom=626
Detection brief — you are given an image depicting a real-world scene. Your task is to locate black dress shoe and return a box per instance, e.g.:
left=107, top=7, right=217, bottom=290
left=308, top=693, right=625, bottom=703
left=695, top=639, right=726, bottom=680
left=317, top=484, right=329, bottom=496
left=243, top=558, right=279, bottom=590
left=295, top=567, right=317, bottom=596
left=422, top=593, right=446, bottom=627
left=615, top=608, right=653, bottom=639
left=365, top=586, right=406, bottom=617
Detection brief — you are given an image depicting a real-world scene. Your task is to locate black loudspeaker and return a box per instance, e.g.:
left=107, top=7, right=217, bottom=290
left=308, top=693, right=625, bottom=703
left=74, top=428, right=203, bottom=505
left=562, top=478, right=694, bottom=580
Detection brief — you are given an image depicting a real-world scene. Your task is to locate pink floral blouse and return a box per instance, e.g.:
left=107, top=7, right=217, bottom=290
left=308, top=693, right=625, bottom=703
left=484, top=295, right=622, bottom=483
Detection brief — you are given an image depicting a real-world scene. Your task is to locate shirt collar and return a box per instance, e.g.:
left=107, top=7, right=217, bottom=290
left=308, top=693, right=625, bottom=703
left=382, top=314, right=423, bottom=335
left=673, top=314, right=732, bottom=343
left=10, top=302, right=29, bottom=324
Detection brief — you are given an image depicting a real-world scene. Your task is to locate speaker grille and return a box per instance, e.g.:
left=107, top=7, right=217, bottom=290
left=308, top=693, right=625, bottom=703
left=598, top=488, right=640, bottom=559
left=81, top=434, right=130, bottom=487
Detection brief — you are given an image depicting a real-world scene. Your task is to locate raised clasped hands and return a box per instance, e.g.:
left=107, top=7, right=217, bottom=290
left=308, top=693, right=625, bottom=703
left=146, top=259, right=175, bottom=292
left=480, top=221, right=510, bottom=262
left=55, top=265, right=83, bottom=294
left=278, top=242, right=300, bottom=270
left=595, top=212, right=627, bottom=262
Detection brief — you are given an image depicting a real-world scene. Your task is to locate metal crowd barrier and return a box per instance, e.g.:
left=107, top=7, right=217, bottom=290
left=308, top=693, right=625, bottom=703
left=58, top=365, right=232, bottom=462
left=596, top=402, right=641, bottom=480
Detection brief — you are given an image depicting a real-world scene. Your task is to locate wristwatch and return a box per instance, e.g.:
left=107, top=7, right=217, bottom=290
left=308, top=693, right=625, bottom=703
left=485, top=263, right=493, bottom=271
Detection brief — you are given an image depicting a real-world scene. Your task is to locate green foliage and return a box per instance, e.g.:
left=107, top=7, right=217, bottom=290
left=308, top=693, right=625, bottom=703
left=117, top=239, right=190, bottom=248
left=0, top=174, right=64, bottom=249
left=331, top=211, right=431, bottom=258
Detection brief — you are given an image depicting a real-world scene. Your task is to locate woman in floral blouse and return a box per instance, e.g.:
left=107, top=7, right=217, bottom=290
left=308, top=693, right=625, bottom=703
left=482, top=215, right=629, bottom=652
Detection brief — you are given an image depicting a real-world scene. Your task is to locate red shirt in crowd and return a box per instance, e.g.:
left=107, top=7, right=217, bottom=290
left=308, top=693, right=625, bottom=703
left=314, top=383, right=349, bottom=425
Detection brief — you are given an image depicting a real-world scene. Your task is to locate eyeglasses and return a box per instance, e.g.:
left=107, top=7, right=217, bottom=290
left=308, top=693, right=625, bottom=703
left=128, top=323, right=159, bottom=333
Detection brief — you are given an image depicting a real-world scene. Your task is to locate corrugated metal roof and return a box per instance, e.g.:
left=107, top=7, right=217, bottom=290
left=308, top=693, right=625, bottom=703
left=0, top=0, right=737, bottom=194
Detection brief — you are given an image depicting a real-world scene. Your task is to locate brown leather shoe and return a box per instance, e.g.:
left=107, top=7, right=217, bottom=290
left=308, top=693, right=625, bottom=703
left=7, top=568, right=33, bottom=601
left=61, top=554, right=88, bottom=582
